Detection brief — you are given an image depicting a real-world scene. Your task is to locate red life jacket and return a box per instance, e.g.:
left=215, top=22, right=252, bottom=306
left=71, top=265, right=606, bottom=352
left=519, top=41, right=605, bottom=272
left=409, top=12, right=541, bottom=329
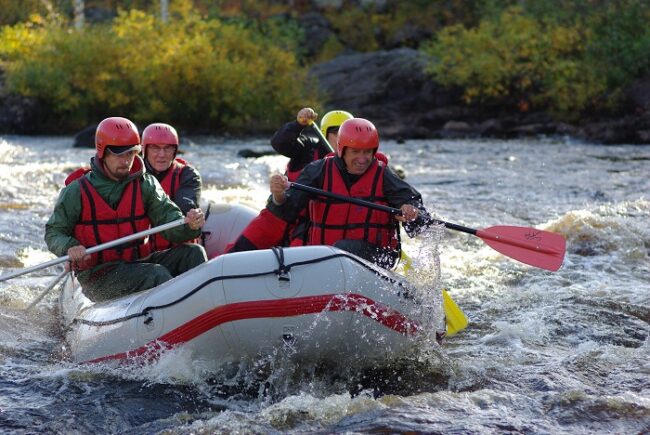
left=73, top=176, right=152, bottom=270
left=285, top=149, right=320, bottom=182
left=65, top=167, right=91, bottom=186
left=308, top=157, right=398, bottom=249
left=288, top=151, right=391, bottom=247
left=149, top=158, right=198, bottom=251
left=223, top=208, right=290, bottom=255
left=375, top=151, right=389, bottom=165
left=157, top=157, right=188, bottom=198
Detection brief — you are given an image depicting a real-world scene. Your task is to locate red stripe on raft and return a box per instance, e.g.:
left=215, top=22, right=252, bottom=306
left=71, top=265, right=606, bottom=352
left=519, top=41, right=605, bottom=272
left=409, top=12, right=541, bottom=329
left=87, top=293, right=421, bottom=364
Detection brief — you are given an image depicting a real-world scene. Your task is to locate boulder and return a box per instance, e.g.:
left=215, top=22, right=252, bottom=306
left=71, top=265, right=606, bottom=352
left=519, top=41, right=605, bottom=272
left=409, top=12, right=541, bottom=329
left=309, top=48, right=459, bottom=139
left=0, top=95, right=46, bottom=134
left=625, top=74, right=650, bottom=112
left=310, top=48, right=650, bottom=144
left=73, top=124, right=97, bottom=148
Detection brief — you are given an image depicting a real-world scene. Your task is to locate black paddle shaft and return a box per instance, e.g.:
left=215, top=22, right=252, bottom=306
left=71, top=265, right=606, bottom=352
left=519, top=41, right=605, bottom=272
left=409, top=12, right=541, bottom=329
left=289, top=182, right=478, bottom=236
left=309, top=122, right=335, bottom=154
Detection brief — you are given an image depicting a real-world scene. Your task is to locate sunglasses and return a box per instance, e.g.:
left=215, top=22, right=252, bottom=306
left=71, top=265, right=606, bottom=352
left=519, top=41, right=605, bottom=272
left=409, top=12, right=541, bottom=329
left=106, top=144, right=141, bottom=155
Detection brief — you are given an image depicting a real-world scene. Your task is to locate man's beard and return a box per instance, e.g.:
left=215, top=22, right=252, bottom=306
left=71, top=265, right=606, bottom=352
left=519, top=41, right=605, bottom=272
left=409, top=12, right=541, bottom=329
left=103, top=162, right=131, bottom=181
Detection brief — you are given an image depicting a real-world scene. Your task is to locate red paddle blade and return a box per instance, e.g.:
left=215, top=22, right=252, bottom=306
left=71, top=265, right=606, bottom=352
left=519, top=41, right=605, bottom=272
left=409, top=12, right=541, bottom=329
left=476, top=226, right=566, bottom=271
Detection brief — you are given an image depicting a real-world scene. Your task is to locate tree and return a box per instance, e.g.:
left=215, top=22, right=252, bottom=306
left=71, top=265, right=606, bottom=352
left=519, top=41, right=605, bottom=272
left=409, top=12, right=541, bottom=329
left=74, top=0, right=84, bottom=29
left=161, top=0, right=168, bottom=23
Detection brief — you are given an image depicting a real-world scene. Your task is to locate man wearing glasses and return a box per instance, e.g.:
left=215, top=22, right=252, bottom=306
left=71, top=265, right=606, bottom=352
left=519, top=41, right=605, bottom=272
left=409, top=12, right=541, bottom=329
left=141, top=122, right=203, bottom=251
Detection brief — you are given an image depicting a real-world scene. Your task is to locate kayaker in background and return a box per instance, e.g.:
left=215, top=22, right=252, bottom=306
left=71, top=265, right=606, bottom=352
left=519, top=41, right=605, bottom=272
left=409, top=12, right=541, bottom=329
left=45, top=116, right=207, bottom=302
left=225, top=108, right=354, bottom=253
left=267, top=117, right=431, bottom=269
left=141, top=122, right=202, bottom=251
left=271, top=107, right=352, bottom=181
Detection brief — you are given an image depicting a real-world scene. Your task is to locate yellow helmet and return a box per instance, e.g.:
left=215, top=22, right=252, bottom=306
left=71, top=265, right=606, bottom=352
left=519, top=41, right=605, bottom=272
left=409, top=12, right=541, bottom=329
left=320, top=110, right=353, bottom=137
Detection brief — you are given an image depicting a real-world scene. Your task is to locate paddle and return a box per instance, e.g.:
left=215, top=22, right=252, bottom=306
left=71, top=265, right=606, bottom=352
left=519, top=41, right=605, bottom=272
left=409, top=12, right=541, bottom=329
left=398, top=250, right=468, bottom=335
left=308, top=120, right=335, bottom=154
left=289, top=182, right=566, bottom=272
left=24, top=269, right=69, bottom=311
left=309, top=119, right=470, bottom=332
left=442, top=289, right=468, bottom=335
left=0, top=218, right=186, bottom=282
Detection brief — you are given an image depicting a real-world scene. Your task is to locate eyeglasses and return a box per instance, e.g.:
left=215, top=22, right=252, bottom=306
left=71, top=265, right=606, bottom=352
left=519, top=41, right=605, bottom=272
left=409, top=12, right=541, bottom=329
left=148, top=145, right=176, bottom=154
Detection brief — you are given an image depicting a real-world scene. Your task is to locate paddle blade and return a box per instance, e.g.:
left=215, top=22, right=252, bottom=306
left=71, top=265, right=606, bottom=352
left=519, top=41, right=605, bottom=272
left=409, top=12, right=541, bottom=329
left=399, top=250, right=413, bottom=273
left=476, top=225, right=566, bottom=272
left=443, top=289, right=468, bottom=336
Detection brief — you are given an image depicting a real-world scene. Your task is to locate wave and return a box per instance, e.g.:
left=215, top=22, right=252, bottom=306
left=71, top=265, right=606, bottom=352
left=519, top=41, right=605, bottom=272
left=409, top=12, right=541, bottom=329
left=547, top=199, right=650, bottom=258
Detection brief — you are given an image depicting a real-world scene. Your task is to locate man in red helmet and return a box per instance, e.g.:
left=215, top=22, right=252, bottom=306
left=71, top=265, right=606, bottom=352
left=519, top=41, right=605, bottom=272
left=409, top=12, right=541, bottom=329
left=226, top=108, right=356, bottom=253
left=267, top=118, right=431, bottom=268
left=141, top=122, right=202, bottom=251
left=45, top=117, right=207, bottom=302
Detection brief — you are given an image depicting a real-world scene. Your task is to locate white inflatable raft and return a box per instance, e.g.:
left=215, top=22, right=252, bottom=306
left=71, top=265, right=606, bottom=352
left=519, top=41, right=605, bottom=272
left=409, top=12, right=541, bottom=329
left=59, top=204, right=440, bottom=370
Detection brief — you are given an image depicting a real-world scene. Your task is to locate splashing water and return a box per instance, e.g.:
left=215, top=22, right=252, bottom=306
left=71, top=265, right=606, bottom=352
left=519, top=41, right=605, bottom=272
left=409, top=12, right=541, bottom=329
left=0, top=136, right=648, bottom=434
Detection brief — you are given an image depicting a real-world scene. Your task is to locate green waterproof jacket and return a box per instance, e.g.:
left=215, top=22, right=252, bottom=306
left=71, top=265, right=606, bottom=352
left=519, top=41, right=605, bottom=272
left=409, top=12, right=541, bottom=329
left=45, top=155, right=201, bottom=268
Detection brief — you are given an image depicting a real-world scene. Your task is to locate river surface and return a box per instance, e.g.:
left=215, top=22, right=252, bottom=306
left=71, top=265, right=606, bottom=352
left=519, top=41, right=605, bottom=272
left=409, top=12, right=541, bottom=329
left=0, top=135, right=648, bottom=434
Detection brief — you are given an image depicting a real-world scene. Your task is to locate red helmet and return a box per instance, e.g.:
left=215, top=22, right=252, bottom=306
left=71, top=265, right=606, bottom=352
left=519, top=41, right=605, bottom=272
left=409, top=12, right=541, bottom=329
left=141, top=123, right=179, bottom=157
left=336, top=118, right=379, bottom=157
left=95, top=117, right=141, bottom=159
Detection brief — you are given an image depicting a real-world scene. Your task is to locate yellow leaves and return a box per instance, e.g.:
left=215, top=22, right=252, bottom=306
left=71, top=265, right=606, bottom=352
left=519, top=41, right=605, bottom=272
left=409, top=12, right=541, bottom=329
left=0, top=21, right=47, bottom=60
left=422, top=6, right=607, bottom=118
left=26, top=13, right=45, bottom=26
left=112, top=9, right=154, bottom=38
left=0, top=8, right=318, bottom=130
left=549, top=26, right=584, bottom=56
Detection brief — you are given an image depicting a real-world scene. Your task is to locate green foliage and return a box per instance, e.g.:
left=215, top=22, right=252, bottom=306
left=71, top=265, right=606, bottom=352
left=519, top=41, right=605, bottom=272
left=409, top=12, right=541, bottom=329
left=0, top=0, right=58, bottom=25
left=2, top=0, right=649, bottom=128
left=422, top=1, right=650, bottom=118
left=314, top=35, right=346, bottom=64
left=322, top=0, right=482, bottom=55
left=584, top=1, right=650, bottom=88
left=0, top=7, right=320, bottom=131
left=422, top=7, right=609, bottom=119
left=327, top=7, right=380, bottom=53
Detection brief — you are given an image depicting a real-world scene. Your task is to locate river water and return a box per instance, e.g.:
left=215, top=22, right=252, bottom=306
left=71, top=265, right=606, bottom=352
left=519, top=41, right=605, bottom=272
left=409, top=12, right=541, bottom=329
left=0, top=135, right=648, bottom=434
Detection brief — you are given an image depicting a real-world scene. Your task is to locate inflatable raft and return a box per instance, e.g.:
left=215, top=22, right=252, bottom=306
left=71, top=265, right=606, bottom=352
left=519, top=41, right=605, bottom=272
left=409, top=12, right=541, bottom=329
left=59, top=204, right=441, bottom=370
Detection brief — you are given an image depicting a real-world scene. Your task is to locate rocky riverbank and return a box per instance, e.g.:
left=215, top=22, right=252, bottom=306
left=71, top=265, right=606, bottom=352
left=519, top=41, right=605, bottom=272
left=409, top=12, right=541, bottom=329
left=2, top=48, right=650, bottom=145
left=309, top=48, right=650, bottom=145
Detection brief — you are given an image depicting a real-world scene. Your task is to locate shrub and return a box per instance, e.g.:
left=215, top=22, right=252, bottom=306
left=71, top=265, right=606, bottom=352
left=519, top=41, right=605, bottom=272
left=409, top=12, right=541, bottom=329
left=0, top=0, right=56, bottom=26
left=0, top=7, right=320, bottom=132
left=584, top=1, right=650, bottom=89
left=422, top=1, right=650, bottom=119
left=422, top=7, right=607, bottom=120
left=322, top=0, right=482, bottom=56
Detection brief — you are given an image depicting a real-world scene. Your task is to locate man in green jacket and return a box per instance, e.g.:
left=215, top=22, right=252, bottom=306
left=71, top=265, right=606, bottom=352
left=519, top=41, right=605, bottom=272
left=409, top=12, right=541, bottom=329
left=45, top=116, right=207, bottom=302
